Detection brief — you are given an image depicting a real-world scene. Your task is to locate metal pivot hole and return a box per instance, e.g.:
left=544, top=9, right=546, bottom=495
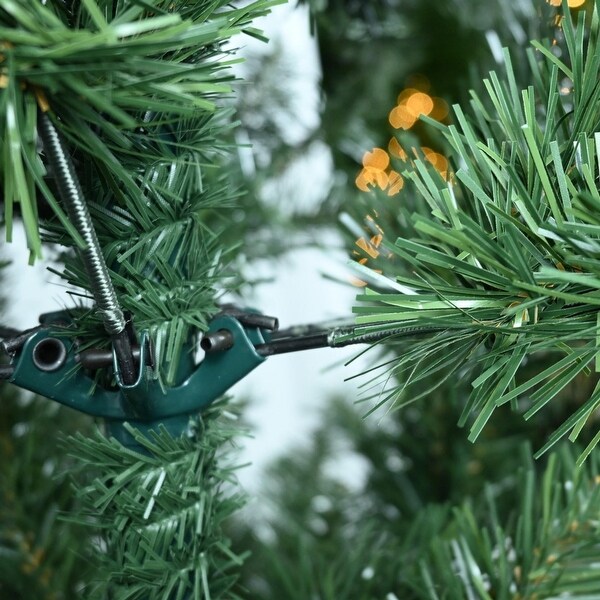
left=32, top=337, right=67, bottom=372
left=201, top=329, right=234, bottom=353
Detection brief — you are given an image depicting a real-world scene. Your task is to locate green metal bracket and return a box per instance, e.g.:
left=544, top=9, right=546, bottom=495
left=9, top=315, right=268, bottom=449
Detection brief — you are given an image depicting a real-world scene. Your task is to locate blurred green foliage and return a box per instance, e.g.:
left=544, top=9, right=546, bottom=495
left=0, top=389, right=95, bottom=600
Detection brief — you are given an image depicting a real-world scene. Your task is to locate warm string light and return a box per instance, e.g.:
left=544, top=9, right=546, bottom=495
left=355, top=147, right=404, bottom=195
left=351, top=213, right=386, bottom=287
left=355, top=142, right=449, bottom=196
left=351, top=76, right=450, bottom=285
left=389, top=88, right=449, bottom=130
left=355, top=77, right=450, bottom=196
left=419, top=147, right=449, bottom=180
left=352, top=5, right=583, bottom=285
left=547, top=0, right=586, bottom=7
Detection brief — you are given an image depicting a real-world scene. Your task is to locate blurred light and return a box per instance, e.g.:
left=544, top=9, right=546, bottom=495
left=356, top=237, right=380, bottom=259
left=389, top=104, right=417, bottom=129
left=356, top=148, right=394, bottom=192
left=405, top=92, right=434, bottom=117
left=370, top=233, right=383, bottom=248
left=365, top=214, right=384, bottom=235
left=390, top=87, right=442, bottom=130
left=355, top=166, right=388, bottom=191
left=358, top=79, right=450, bottom=195
left=351, top=213, right=388, bottom=287
left=355, top=168, right=373, bottom=191
left=362, top=147, right=390, bottom=170
left=430, top=97, right=450, bottom=121
left=547, top=0, right=585, bottom=6
left=374, top=169, right=389, bottom=189
left=387, top=170, right=404, bottom=195
left=397, top=87, right=420, bottom=104
left=355, top=170, right=371, bottom=192
left=388, top=137, right=408, bottom=160
left=421, top=147, right=449, bottom=179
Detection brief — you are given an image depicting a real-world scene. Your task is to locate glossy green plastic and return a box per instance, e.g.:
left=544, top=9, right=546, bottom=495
left=9, top=316, right=267, bottom=448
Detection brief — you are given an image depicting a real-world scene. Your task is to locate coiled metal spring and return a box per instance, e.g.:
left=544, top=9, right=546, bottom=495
left=38, top=112, right=136, bottom=384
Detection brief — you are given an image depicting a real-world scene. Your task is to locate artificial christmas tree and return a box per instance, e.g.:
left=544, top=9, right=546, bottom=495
left=0, top=1, right=281, bottom=597
left=3, top=0, right=600, bottom=598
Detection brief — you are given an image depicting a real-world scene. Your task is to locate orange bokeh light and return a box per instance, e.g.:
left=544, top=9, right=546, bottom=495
left=430, top=97, right=449, bottom=121
left=362, top=147, right=390, bottom=170
left=389, top=89, right=437, bottom=130
left=357, top=147, right=397, bottom=193
left=547, top=0, right=585, bottom=6
left=389, top=104, right=416, bottom=129
left=356, top=237, right=380, bottom=259
left=355, top=167, right=388, bottom=192
left=357, top=79, right=450, bottom=193
left=397, top=87, right=420, bottom=104
left=370, top=233, right=383, bottom=248
left=388, top=137, right=408, bottom=160
left=355, top=170, right=371, bottom=192
left=387, top=170, right=404, bottom=195
left=421, top=147, right=449, bottom=179
left=405, top=92, right=434, bottom=117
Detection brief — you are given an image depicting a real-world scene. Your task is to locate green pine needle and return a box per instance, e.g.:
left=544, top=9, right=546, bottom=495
left=416, top=445, right=600, bottom=599
left=65, top=400, right=247, bottom=600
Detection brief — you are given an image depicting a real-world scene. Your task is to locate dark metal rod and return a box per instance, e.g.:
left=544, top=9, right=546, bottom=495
left=77, top=346, right=150, bottom=370
left=0, top=365, right=14, bottom=380
left=329, top=325, right=446, bottom=347
left=255, top=333, right=329, bottom=356
left=217, top=307, right=279, bottom=331
left=271, top=319, right=354, bottom=340
left=201, top=329, right=234, bottom=353
left=237, top=313, right=279, bottom=331
left=2, top=326, right=41, bottom=354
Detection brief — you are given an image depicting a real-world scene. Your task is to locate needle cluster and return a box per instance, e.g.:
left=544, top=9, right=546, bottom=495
left=353, top=2, right=600, bottom=462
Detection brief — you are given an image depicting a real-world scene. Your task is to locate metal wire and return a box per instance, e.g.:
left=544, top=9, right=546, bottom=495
left=329, top=325, right=445, bottom=347
left=253, top=324, right=446, bottom=356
